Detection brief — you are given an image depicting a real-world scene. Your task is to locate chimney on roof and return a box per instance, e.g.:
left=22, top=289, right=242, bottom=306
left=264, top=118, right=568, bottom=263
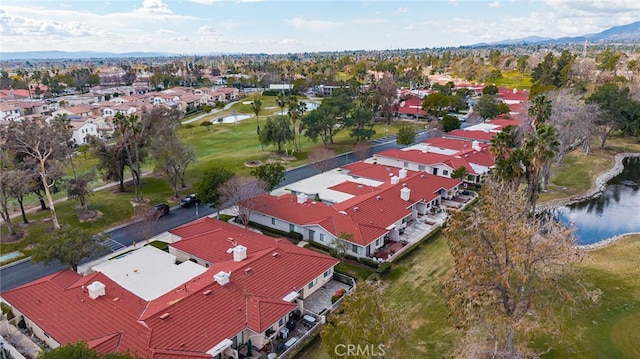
left=472, top=140, right=481, bottom=152
left=296, top=193, right=308, bottom=204
left=400, top=187, right=411, bottom=201
left=422, top=144, right=429, bottom=153
left=229, top=244, right=247, bottom=262
left=87, top=281, right=106, bottom=300
left=390, top=176, right=400, bottom=185
left=214, top=271, right=231, bottom=286
left=399, top=168, right=407, bottom=179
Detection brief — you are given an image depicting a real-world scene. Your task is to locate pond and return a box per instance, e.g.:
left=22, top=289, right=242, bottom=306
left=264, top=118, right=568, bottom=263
left=213, top=114, right=252, bottom=124
left=554, top=156, right=640, bottom=245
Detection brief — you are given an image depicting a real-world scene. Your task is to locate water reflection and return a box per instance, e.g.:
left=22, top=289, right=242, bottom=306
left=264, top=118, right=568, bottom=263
left=555, top=157, right=640, bottom=245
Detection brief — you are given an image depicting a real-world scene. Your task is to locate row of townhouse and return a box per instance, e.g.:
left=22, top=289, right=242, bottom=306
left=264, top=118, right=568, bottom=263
left=2, top=220, right=340, bottom=359
left=241, top=87, right=530, bottom=258
left=247, top=161, right=463, bottom=259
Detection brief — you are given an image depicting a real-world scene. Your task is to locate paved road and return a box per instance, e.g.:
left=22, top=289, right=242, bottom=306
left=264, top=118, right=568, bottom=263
left=1, top=130, right=436, bottom=292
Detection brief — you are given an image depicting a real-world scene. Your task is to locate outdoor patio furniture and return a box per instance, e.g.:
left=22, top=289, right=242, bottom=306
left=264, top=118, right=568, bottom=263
left=303, top=314, right=316, bottom=328
left=284, top=337, right=298, bottom=349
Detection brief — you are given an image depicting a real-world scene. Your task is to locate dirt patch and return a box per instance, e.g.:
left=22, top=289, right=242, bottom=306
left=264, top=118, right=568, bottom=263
left=268, top=153, right=296, bottom=163
left=78, top=210, right=103, bottom=222
left=244, top=160, right=263, bottom=167
left=0, top=230, right=26, bottom=243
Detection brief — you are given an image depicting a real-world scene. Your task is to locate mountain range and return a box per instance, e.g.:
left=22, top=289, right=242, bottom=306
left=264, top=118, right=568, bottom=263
left=484, top=20, right=640, bottom=46
left=1, top=21, right=639, bottom=60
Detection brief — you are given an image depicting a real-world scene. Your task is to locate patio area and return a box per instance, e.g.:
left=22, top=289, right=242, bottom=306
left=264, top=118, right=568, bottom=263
left=302, top=279, right=352, bottom=315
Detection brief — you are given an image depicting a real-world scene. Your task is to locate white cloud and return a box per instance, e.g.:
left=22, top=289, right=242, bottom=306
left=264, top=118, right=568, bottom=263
left=278, top=38, right=302, bottom=45
left=404, top=25, right=415, bottom=30
left=488, top=1, right=501, bottom=8
left=286, top=17, right=342, bottom=32
left=187, top=0, right=223, bottom=4
left=352, top=18, right=387, bottom=25
left=237, top=0, right=265, bottom=2
left=198, top=25, right=222, bottom=36
left=397, top=7, right=409, bottom=13
left=133, top=0, right=172, bottom=14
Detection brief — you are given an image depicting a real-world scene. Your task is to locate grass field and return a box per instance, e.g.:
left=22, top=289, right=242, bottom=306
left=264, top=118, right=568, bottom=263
left=1, top=96, right=417, bottom=263
left=296, top=232, right=640, bottom=359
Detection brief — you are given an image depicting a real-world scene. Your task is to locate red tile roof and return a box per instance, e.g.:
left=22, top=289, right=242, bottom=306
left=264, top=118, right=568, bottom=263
left=3, top=223, right=338, bottom=358
left=251, top=163, right=461, bottom=246
left=444, top=129, right=496, bottom=142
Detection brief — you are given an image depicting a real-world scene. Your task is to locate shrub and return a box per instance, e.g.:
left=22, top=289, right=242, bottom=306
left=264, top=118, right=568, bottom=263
left=358, top=257, right=380, bottom=269
left=375, top=262, right=392, bottom=276
left=1, top=302, right=14, bottom=320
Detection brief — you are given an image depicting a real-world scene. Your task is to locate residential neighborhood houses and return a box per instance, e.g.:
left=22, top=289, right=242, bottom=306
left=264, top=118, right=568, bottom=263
left=2, top=220, right=341, bottom=359
left=0, top=70, right=532, bottom=357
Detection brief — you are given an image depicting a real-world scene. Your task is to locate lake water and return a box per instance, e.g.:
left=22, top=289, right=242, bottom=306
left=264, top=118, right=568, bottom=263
left=555, top=157, right=640, bottom=245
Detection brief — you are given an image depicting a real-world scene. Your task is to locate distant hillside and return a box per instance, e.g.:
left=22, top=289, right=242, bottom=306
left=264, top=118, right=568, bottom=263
left=0, top=50, right=178, bottom=60
left=482, top=20, right=640, bottom=46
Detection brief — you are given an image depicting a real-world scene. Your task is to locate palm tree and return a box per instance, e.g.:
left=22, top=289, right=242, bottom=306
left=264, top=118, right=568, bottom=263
left=287, top=96, right=300, bottom=153
left=251, top=97, right=263, bottom=151
left=528, top=94, right=552, bottom=126
left=523, top=123, right=559, bottom=213
left=275, top=93, right=288, bottom=155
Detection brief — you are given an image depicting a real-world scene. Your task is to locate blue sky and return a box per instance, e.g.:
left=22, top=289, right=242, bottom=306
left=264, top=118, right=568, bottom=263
left=1, top=0, right=639, bottom=54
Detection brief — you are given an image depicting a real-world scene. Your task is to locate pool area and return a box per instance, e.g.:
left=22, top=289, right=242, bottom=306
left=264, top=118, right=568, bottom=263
left=0, top=251, right=23, bottom=263
left=213, top=114, right=253, bottom=124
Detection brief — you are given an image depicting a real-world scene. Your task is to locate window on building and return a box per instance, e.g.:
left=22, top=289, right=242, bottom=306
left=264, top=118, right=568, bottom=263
left=324, top=269, right=331, bottom=278
left=289, top=224, right=295, bottom=232
left=309, top=229, right=315, bottom=240
left=376, top=237, right=383, bottom=246
left=279, top=316, right=286, bottom=326
left=271, top=217, right=276, bottom=225
left=418, top=165, right=425, bottom=171
left=443, top=170, right=449, bottom=176
left=403, top=162, right=409, bottom=168
left=319, top=233, right=325, bottom=242
left=433, top=168, right=439, bottom=175
left=308, top=278, right=318, bottom=289
left=352, top=244, right=360, bottom=254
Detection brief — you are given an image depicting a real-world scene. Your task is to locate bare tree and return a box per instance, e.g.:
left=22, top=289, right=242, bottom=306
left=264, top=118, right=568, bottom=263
left=219, top=176, right=267, bottom=229
left=3, top=117, right=70, bottom=229
left=377, top=72, right=398, bottom=124
left=444, top=178, right=585, bottom=358
left=352, top=142, right=371, bottom=162
left=154, top=139, right=196, bottom=198
left=308, top=146, right=337, bottom=173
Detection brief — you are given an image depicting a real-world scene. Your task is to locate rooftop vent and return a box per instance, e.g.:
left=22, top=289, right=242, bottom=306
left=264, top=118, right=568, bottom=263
left=296, top=193, right=308, bottom=204
left=244, top=267, right=253, bottom=274
left=203, top=289, right=212, bottom=296
left=376, top=195, right=382, bottom=200
left=160, top=313, right=170, bottom=320
left=399, top=168, right=407, bottom=179
left=400, top=187, right=411, bottom=201
left=390, top=176, right=399, bottom=185
left=214, top=271, right=231, bottom=286
left=353, top=206, right=359, bottom=211
left=272, top=252, right=279, bottom=258
left=231, top=244, right=247, bottom=262
left=87, top=281, right=106, bottom=300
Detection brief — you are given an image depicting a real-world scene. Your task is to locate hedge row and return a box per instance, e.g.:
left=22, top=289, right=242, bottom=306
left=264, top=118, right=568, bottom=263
left=245, top=220, right=303, bottom=243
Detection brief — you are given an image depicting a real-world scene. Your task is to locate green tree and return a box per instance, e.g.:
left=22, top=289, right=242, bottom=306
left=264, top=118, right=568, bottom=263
left=474, top=95, right=500, bottom=121
left=302, top=90, right=351, bottom=146
left=451, top=166, right=469, bottom=181
left=250, top=163, right=286, bottom=191
left=65, top=170, right=96, bottom=210
left=441, top=114, right=461, bottom=132
left=32, top=227, right=108, bottom=272
left=586, top=82, right=640, bottom=147
left=260, top=115, right=293, bottom=153
left=482, top=84, right=498, bottom=96
left=422, top=92, right=450, bottom=118
left=321, top=280, right=409, bottom=358
left=522, top=123, right=559, bottom=212
left=196, top=167, right=234, bottom=207
left=444, top=178, right=584, bottom=358
left=396, top=126, right=416, bottom=146
left=344, top=106, right=375, bottom=142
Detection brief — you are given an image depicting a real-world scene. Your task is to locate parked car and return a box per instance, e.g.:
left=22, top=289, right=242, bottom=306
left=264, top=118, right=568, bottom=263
left=179, top=194, right=200, bottom=208
left=146, top=203, right=170, bottom=219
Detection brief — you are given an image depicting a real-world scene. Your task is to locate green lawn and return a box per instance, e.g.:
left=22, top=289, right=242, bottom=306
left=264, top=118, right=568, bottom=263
left=297, top=233, right=640, bottom=359
left=1, top=97, right=415, bottom=264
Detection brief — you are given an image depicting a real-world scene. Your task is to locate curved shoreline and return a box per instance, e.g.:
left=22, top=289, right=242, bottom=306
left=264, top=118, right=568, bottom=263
left=537, top=152, right=640, bottom=249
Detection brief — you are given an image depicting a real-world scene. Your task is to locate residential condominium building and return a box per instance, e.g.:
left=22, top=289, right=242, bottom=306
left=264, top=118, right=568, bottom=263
left=2, top=219, right=338, bottom=359
left=247, top=161, right=463, bottom=259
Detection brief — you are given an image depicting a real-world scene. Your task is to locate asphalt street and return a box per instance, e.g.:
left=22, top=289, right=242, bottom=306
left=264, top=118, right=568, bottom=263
left=1, top=129, right=435, bottom=292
